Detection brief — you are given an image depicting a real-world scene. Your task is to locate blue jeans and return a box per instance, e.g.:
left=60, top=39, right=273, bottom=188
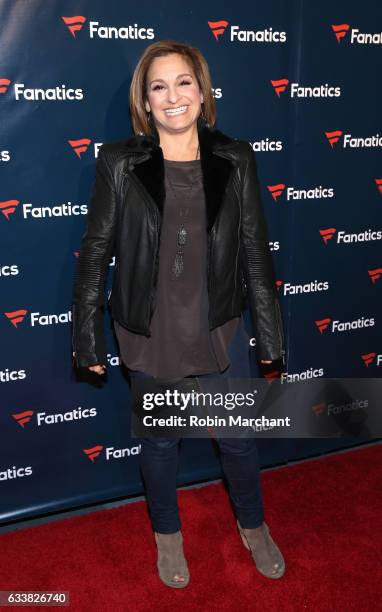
left=128, top=317, right=265, bottom=533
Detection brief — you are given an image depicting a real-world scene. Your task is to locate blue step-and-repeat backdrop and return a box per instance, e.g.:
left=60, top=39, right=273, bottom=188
left=1, top=1, right=381, bottom=523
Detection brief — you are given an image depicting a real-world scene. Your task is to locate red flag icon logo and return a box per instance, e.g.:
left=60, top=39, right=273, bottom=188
left=83, top=445, right=104, bottom=462
left=319, top=228, right=336, bottom=244
left=68, top=138, right=92, bottom=158
left=0, top=78, right=11, bottom=94
left=62, top=15, right=87, bottom=38
left=331, top=24, right=350, bottom=43
left=207, top=20, right=229, bottom=41
left=375, top=178, right=382, bottom=195
left=312, top=402, right=326, bottom=416
left=4, top=309, right=28, bottom=328
left=13, top=410, right=34, bottom=427
left=267, top=184, right=286, bottom=202
left=325, top=130, right=343, bottom=148
left=315, top=318, right=332, bottom=334
left=270, top=78, right=289, bottom=97
left=361, top=352, right=376, bottom=367
left=275, top=280, right=283, bottom=291
left=368, top=268, right=382, bottom=283
left=0, top=200, right=19, bottom=220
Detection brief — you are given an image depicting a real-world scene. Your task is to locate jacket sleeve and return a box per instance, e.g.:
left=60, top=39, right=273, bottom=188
left=240, top=143, right=286, bottom=365
left=71, top=145, right=117, bottom=368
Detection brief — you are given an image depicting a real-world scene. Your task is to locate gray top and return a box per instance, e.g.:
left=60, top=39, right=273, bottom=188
left=114, top=157, right=239, bottom=380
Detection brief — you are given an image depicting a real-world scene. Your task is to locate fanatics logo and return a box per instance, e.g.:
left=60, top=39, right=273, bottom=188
left=271, top=78, right=340, bottom=98
left=368, top=268, right=382, bottom=284
left=281, top=367, right=324, bottom=383
left=36, top=407, right=97, bottom=426
left=267, top=183, right=334, bottom=202
left=12, top=407, right=98, bottom=428
left=62, top=15, right=87, bottom=37
left=68, top=138, right=92, bottom=158
left=208, top=20, right=229, bottom=40
left=0, top=465, right=33, bottom=481
left=63, top=15, right=155, bottom=40
left=0, top=264, right=19, bottom=277
left=84, top=445, right=104, bottom=462
left=331, top=23, right=382, bottom=45
left=268, top=184, right=285, bottom=201
left=315, top=316, right=375, bottom=334
left=0, top=78, right=84, bottom=101
left=276, top=279, right=329, bottom=295
left=4, top=309, right=28, bottom=328
left=361, top=352, right=382, bottom=367
left=312, top=399, right=367, bottom=415
left=83, top=444, right=142, bottom=462
left=271, top=78, right=288, bottom=97
left=325, top=130, right=382, bottom=148
left=0, top=368, right=27, bottom=383
left=312, top=403, right=326, bottom=416
left=0, top=78, right=11, bottom=94
left=315, top=318, right=332, bottom=334
left=0, top=200, right=19, bottom=219
left=13, top=410, right=34, bottom=427
left=0, top=199, right=87, bottom=219
left=319, top=228, right=336, bottom=244
left=331, top=24, right=350, bottom=42
left=319, top=228, right=382, bottom=244
left=361, top=352, right=377, bottom=367
left=249, top=138, right=283, bottom=152
left=4, top=309, right=72, bottom=327
left=207, top=19, right=286, bottom=43
left=325, top=130, right=343, bottom=148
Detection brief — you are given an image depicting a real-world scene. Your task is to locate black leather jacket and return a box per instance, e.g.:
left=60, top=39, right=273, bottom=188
left=72, top=120, right=285, bottom=368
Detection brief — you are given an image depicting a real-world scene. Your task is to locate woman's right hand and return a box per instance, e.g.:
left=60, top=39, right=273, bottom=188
left=88, top=364, right=107, bottom=375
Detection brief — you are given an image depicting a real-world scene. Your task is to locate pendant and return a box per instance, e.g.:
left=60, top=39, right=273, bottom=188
left=177, top=225, right=187, bottom=246
left=172, top=253, right=184, bottom=277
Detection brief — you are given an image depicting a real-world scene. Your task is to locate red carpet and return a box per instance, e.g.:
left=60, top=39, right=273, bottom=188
left=0, top=444, right=380, bottom=612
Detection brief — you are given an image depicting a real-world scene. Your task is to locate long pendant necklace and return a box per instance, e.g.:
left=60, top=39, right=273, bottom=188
left=166, top=143, right=200, bottom=279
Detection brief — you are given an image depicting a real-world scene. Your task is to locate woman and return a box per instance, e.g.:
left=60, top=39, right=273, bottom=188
left=72, top=40, right=286, bottom=588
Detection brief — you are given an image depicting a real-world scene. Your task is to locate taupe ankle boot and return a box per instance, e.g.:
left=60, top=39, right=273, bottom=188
left=237, top=520, right=286, bottom=579
left=154, top=530, right=190, bottom=588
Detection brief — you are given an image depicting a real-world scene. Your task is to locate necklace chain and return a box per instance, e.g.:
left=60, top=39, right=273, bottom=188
left=165, top=143, right=200, bottom=279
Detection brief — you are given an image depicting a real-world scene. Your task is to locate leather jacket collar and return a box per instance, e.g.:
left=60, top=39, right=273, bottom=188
left=123, top=118, right=240, bottom=233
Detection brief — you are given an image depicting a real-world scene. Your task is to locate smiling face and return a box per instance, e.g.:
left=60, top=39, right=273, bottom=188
left=145, top=53, right=203, bottom=136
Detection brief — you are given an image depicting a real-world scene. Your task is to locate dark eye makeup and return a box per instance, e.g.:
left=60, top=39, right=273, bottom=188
left=151, top=79, right=192, bottom=91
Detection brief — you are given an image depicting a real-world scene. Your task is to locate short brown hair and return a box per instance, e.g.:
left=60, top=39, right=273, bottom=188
left=129, top=40, right=216, bottom=136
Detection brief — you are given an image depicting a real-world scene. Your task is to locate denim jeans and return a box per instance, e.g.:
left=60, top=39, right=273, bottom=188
left=128, top=316, right=265, bottom=533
